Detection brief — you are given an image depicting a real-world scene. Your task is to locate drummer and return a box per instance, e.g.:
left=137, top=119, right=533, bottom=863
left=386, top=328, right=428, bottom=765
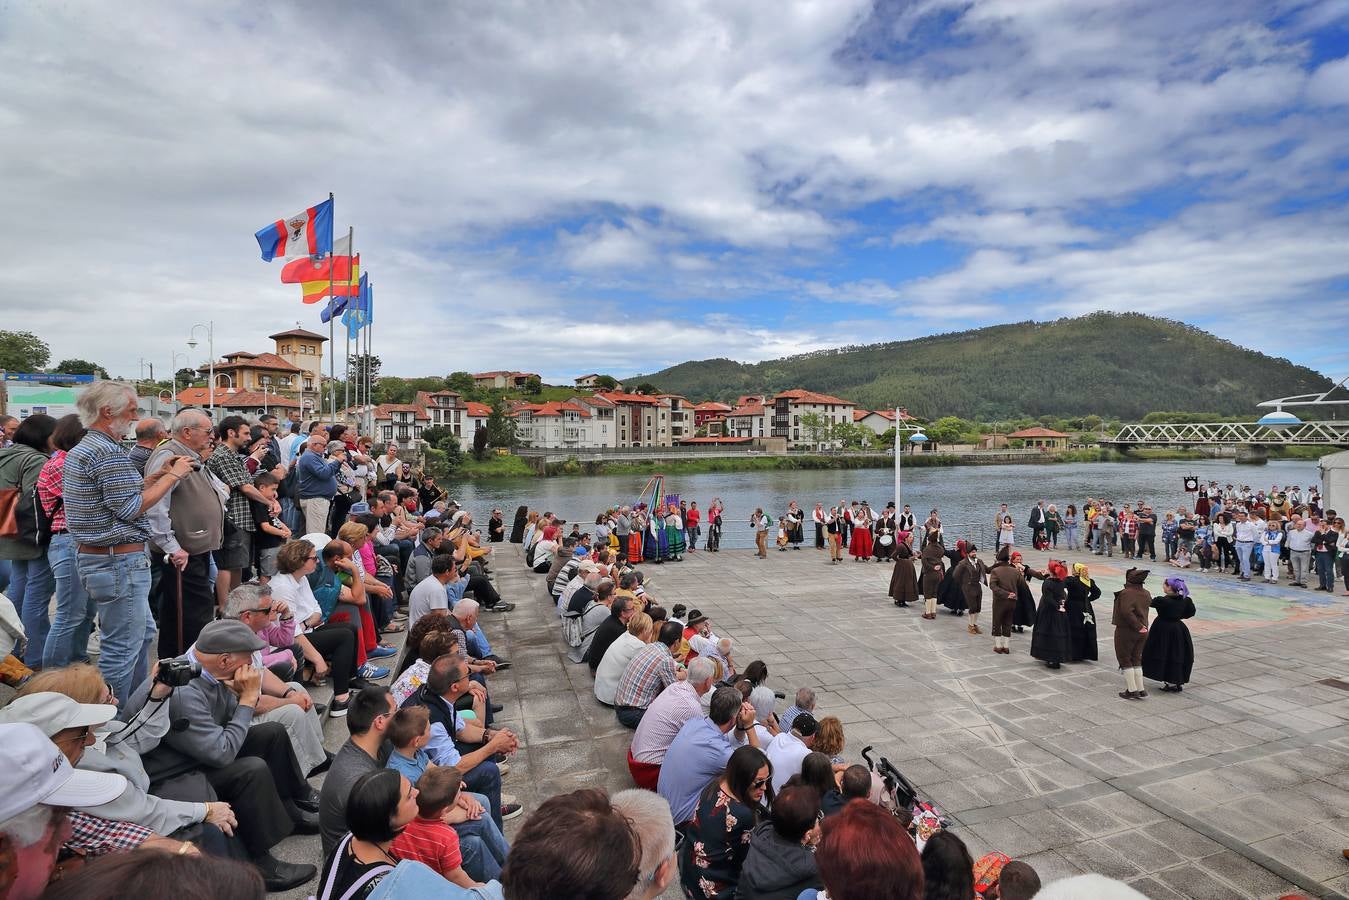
left=873, top=502, right=898, bottom=561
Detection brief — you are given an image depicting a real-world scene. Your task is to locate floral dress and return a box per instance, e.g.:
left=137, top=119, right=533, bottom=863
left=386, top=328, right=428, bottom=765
left=680, top=787, right=755, bottom=899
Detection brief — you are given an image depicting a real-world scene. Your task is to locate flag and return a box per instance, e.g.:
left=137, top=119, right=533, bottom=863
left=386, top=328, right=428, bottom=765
left=254, top=196, right=333, bottom=261
left=280, top=254, right=352, bottom=287
left=342, top=273, right=371, bottom=337
left=304, top=254, right=360, bottom=306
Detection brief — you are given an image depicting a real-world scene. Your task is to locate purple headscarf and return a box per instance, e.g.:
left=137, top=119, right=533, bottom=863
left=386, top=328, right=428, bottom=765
left=1164, top=576, right=1190, bottom=598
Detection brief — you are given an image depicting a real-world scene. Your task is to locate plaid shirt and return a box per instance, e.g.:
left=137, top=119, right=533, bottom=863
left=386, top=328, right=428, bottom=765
left=65, top=810, right=152, bottom=858
left=614, top=642, right=681, bottom=709
left=36, top=450, right=68, bottom=532
left=205, top=444, right=255, bottom=532
left=63, top=430, right=150, bottom=546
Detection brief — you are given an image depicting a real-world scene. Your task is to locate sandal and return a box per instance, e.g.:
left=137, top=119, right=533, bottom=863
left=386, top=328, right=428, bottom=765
left=381, top=621, right=407, bottom=634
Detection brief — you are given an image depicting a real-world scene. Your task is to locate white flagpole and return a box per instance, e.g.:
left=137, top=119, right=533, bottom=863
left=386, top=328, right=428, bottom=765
left=343, top=226, right=353, bottom=422
left=326, top=192, right=336, bottom=425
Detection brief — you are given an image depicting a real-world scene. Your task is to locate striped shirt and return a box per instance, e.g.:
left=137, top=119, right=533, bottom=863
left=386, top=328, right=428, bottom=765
left=630, top=679, right=704, bottom=764
left=64, top=430, right=150, bottom=546
left=614, top=642, right=681, bottom=709
left=205, top=444, right=255, bottom=532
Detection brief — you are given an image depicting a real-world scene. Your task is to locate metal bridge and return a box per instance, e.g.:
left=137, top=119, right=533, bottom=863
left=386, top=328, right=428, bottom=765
left=1106, top=420, right=1349, bottom=447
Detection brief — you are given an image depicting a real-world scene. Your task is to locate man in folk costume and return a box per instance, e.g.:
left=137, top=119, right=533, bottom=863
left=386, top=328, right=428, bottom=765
left=952, top=544, right=988, bottom=634
left=1113, top=568, right=1152, bottom=700
left=897, top=504, right=916, bottom=534
left=1028, top=501, right=1047, bottom=548
left=873, top=503, right=897, bottom=561
left=987, top=545, right=1023, bottom=654
left=811, top=503, right=826, bottom=550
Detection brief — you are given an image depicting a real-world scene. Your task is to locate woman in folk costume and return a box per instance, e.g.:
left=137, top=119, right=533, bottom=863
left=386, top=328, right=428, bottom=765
left=640, top=507, right=661, bottom=562
left=951, top=544, right=989, bottom=634
left=1010, top=551, right=1042, bottom=634
left=1030, top=561, right=1072, bottom=669
left=987, top=545, right=1022, bottom=654
left=665, top=504, right=686, bottom=561
left=919, top=531, right=947, bottom=619
left=1063, top=563, right=1100, bottom=662
left=889, top=531, right=919, bottom=607
left=1141, top=576, right=1196, bottom=692
left=1195, top=483, right=1211, bottom=519
left=848, top=503, right=874, bottom=561
left=706, top=498, right=724, bottom=552
left=812, top=503, right=826, bottom=550
left=1113, top=567, right=1152, bottom=700
left=938, top=539, right=971, bottom=616
left=785, top=501, right=804, bottom=549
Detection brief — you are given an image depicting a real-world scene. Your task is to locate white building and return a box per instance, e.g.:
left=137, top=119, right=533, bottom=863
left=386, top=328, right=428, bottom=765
left=724, top=400, right=772, bottom=439
left=572, top=395, right=619, bottom=448
left=511, top=401, right=594, bottom=448
left=772, top=389, right=857, bottom=449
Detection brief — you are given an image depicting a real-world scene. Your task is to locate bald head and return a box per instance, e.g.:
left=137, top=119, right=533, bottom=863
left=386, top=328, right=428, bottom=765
left=135, top=418, right=166, bottom=445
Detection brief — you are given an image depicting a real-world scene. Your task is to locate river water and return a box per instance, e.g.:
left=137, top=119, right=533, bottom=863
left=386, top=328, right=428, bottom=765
left=442, top=459, right=1322, bottom=550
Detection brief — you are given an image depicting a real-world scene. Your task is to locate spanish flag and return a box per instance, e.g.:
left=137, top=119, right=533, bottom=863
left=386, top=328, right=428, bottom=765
left=285, top=254, right=360, bottom=304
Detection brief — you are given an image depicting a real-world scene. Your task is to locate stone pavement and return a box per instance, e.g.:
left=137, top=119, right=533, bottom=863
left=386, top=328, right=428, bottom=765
left=257, top=538, right=1349, bottom=898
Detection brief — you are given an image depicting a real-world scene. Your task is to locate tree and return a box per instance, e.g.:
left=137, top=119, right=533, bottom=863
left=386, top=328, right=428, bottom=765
left=175, top=367, right=199, bottom=386
left=485, top=395, right=517, bottom=448
left=830, top=421, right=867, bottom=449
left=447, top=372, right=476, bottom=395
left=347, top=354, right=382, bottom=389
left=633, top=382, right=660, bottom=396
left=471, top=425, right=489, bottom=460
left=799, top=412, right=829, bottom=448
left=1083, top=414, right=1103, bottom=431
left=595, top=375, right=619, bottom=389
left=374, top=376, right=413, bottom=404
left=52, top=358, right=108, bottom=379
left=0, top=330, right=51, bottom=373
left=522, top=375, right=543, bottom=396
left=925, top=416, right=972, bottom=445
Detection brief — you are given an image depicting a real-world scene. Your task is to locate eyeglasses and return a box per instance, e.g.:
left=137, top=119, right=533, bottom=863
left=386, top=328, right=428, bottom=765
left=751, top=777, right=770, bottom=789
left=244, top=606, right=274, bottom=615
left=56, top=727, right=93, bottom=746
left=306, top=554, right=318, bottom=561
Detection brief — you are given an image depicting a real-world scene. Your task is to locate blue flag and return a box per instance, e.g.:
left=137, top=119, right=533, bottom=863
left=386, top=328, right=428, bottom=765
left=342, top=273, right=371, bottom=338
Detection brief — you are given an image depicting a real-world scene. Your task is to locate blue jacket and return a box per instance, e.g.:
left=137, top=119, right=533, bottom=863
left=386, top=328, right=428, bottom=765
left=297, top=451, right=341, bottom=500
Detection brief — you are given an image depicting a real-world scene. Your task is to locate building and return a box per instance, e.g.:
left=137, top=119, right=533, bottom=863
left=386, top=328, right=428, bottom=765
left=853, top=407, right=918, bottom=436
left=416, top=390, right=465, bottom=435
left=594, top=391, right=664, bottom=447
left=1007, top=426, right=1069, bottom=450
left=654, top=394, right=692, bottom=444
left=511, top=401, right=593, bottom=448
left=268, top=327, right=327, bottom=396
left=175, top=387, right=301, bottom=417
left=198, top=352, right=305, bottom=397
left=771, top=389, right=857, bottom=449
left=574, top=374, right=621, bottom=390
left=572, top=394, right=619, bottom=447
left=472, top=371, right=540, bottom=390
left=724, top=400, right=771, bottom=439
left=464, top=401, right=492, bottom=437
left=692, top=401, right=733, bottom=429
left=372, top=403, right=430, bottom=445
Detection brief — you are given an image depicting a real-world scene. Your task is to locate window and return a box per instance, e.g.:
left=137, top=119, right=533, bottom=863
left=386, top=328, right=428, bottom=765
left=413, top=426, right=423, bottom=439
left=382, top=426, right=393, bottom=442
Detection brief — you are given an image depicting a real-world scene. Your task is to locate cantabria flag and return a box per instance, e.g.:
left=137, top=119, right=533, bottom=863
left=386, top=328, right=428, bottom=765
left=254, top=196, right=333, bottom=261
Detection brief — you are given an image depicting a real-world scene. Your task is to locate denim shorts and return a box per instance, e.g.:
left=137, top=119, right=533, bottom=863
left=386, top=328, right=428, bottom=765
left=213, top=527, right=252, bottom=570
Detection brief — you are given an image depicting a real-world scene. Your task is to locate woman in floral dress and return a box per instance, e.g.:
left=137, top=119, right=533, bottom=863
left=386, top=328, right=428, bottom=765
left=680, top=746, right=773, bottom=899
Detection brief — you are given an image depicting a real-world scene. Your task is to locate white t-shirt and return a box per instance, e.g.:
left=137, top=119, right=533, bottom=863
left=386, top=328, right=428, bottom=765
left=268, top=572, right=321, bottom=630
left=408, top=575, right=449, bottom=631
left=594, top=632, right=645, bottom=705
left=765, top=732, right=812, bottom=793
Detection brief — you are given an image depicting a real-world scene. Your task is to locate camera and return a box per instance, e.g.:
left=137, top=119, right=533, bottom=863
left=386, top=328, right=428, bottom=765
left=155, top=658, right=201, bottom=687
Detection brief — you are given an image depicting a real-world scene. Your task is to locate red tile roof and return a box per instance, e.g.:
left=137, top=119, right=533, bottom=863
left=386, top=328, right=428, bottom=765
left=694, top=401, right=733, bottom=412
left=511, top=401, right=590, bottom=418
left=207, top=352, right=302, bottom=373
left=464, top=402, right=492, bottom=417
left=855, top=409, right=902, bottom=422
left=1007, top=426, right=1068, bottom=438
left=595, top=391, right=659, bottom=405
left=774, top=388, right=854, bottom=406
left=175, top=388, right=300, bottom=409
left=268, top=327, right=327, bottom=342
left=728, top=403, right=766, bottom=416
left=374, top=403, right=430, bottom=420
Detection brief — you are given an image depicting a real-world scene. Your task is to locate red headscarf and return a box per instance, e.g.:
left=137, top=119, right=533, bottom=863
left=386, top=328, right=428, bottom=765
left=1047, top=560, right=1068, bottom=580
left=956, top=539, right=968, bottom=559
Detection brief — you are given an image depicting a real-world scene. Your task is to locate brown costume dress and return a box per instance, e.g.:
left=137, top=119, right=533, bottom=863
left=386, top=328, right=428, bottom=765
left=889, top=542, right=919, bottom=607
left=988, top=557, right=1022, bottom=638
left=1112, top=570, right=1152, bottom=668
left=920, top=541, right=947, bottom=598
left=952, top=557, right=987, bottom=614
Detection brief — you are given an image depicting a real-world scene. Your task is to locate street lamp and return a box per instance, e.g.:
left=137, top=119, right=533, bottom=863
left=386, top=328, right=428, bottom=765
left=1256, top=409, right=1302, bottom=430
left=169, top=351, right=189, bottom=416
left=187, top=321, right=214, bottom=412
left=893, top=407, right=928, bottom=513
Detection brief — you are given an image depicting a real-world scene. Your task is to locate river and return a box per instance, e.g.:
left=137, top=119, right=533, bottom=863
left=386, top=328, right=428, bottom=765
left=442, top=459, right=1322, bottom=550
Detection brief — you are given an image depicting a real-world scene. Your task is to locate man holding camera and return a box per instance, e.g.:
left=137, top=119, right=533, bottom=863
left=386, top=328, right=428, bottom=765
left=163, top=619, right=319, bottom=891
left=145, top=409, right=222, bottom=658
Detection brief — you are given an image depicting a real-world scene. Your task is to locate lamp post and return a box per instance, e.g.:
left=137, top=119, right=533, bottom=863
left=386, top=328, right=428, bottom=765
left=169, top=351, right=189, bottom=416
left=893, top=407, right=928, bottom=512
left=186, top=321, right=214, bottom=413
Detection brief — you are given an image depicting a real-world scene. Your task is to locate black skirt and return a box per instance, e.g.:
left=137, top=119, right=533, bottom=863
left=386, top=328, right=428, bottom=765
left=1063, top=596, right=1098, bottom=661
left=1030, top=599, right=1072, bottom=664
left=1013, top=581, right=1037, bottom=627
left=1142, top=620, right=1194, bottom=685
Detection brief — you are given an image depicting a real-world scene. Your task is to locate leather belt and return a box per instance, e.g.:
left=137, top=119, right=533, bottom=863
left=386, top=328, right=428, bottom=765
left=78, top=543, right=146, bottom=555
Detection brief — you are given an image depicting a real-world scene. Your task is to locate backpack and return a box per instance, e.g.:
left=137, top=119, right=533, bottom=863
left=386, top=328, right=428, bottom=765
left=0, top=481, right=56, bottom=548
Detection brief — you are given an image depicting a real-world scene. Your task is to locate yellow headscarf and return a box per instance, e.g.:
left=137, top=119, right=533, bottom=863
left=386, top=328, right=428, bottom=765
left=1072, top=562, right=1091, bottom=587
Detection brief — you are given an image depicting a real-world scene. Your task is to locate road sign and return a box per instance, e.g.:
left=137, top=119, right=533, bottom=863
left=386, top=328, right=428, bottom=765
left=2, top=373, right=95, bottom=384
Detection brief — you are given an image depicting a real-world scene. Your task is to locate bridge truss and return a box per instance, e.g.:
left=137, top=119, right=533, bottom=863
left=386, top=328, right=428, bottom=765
left=1107, top=421, right=1349, bottom=446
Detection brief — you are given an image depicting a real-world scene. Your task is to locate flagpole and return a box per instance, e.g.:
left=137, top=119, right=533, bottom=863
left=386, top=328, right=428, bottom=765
left=343, top=226, right=353, bottom=422
left=326, top=193, right=336, bottom=425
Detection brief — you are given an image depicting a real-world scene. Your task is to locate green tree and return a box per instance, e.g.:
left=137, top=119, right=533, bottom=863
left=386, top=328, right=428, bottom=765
left=485, top=395, right=517, bottom=448
left=522, top=375, right=543, bottom=396
left=52, top=358, right=108, bottom=379
left=799, top=412, right=829, bottom=447
left=375, top=376, right=413, bottom=404
left=471, top=425, right=489, bottom=460
left=1083, top=414, right=1103, bottom=430
left=925, top=416, right=972, bottom=445
left=830, top=421, right=867, bottom=449
left=347, top=354, right=382, bottom=389
left=175, top=367, right=199, bottom=386
left=0, top=330, right=51, bottom=373
left=633, top=382, right=660, bottom=396
left=594, top=375, right=619, bottom=389
left=447, top=372, right=476, bottom=394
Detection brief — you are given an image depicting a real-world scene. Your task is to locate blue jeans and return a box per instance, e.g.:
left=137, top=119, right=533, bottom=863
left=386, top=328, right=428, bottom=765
left=9, top=555, right=53, bottom=668
left=462, top=759, right=505, bottom=828
left=1235, top=541, right=1254, bottom=578
left=77, top=550, right=155, bottom=705
left=44, top=533, right=95, bottom=669
left=454, top=791, right=509, bottom=881
left=1315, top=550, right=1336, bottom=590
left=0, top=558, right=9, bottom=593
left=280, top=497, right=302, bottom=534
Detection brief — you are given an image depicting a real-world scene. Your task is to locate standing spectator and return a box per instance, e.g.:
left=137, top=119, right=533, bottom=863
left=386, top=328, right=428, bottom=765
left=37, top=415, right=96, bottom=669
left=1286, top=518, right=1314, bottom=587
left=1062, top=504, right=1079, bottom=550
left=64, top=382, right=194, bottom=703
left=1027, top=501, right=1046, bottom=547
left=1232, top=508, right=1260, bottom=581
left=145, top=409, right=223, bottom=658
left=0, top=413, right=57, bottom=669
left=126, top=418, right=166, bottom=475
left=1135, top=505, right=1157, bottom=560
left=204, top=416, right=274, bottom=613
left=375, top=443, right=400, bottom=489
left=1212, top=512, right=1236, bottom=573
left=1160, top=512, right=1178, bottom=561
left=1118, top=509, right=1138, bottom=559
left=1044, top=503, right=1062, bottom=548
left=1260, top=519, right=1284, bottom=584
left=297, top=432, right=343, bottom=535
left=1311, top=517, right=1338, bottom=591
left=1175, top=509, right=1197, bottom=560
left=686, top=501, right=701, bottom=551
left=0, top=414, right=16, bottom=446
left=1094, top=507, right=1117, bottom=557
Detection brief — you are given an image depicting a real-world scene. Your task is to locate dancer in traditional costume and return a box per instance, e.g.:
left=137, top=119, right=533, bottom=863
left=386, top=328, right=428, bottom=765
left=951, top=544, right=988, bottom=634
left=1063, top=563, right=1100, bottom=662
left=785, top=501, right=804, bottom=549
left=919, top=532, right=946, bottom=619
left=889, top=531, right=919, bottom=607
left=849, top=504, right=874, bottom=561
left=1113, top=568, right=1152, bottom=700
left=1010, top=551, right=1041, bottom=634
left=988, top=546, right=1021, bottom=654
left=664, top=504, right=685, bottom=561
left=825, top=505, right=844, bottom=564
left=812, top=503, right=826, bottom=550
left=1030, top=561, right=1071, bottom=669
left=872, top=504, right=897, bottom=561
left=938, top=540, right=970, bottom=616
left=1142, top=576, right=1196, bottom=692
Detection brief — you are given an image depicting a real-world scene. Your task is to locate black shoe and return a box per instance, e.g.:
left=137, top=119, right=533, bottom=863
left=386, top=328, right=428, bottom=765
left=254, top=854, right=317, bottom=892
left=308, top=750, right=335, bottom=777
left=290, top=807, right=321, bottom=834
left=487, top=602, right=516, bottom=613
left=329, top=696, right=350, bottom=717
left=313, top=703, right=328, bottom=719
left=293, top=787, right=321, bottom=814
left=486, top=655, right=511, bottom=671
left=490, top=703, right=505, bottom=714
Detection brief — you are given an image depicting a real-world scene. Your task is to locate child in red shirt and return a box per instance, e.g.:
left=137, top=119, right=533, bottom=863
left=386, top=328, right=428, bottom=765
left=391, top=766, right=482, bottom=889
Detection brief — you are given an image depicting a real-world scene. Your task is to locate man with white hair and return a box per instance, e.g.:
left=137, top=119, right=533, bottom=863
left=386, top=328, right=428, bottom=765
left=627, top=655, right=718, bottom=788
left=780, top=687, right=817, bottom=734
left=296, top=431, right=344, bottom=535
left=609, top=789, right=677, bottom=900
left=63, top=381, right=195, bottom=704
left=558, top=560, right=599, bottom=616
left=145, top=408, right=223, bottom=657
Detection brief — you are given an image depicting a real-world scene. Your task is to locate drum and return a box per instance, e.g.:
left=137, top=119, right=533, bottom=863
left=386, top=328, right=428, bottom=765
left=879, top=534, right=894, bottom=546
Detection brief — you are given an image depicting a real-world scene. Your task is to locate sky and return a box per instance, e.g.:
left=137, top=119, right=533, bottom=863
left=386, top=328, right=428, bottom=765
left=2, top=0, right=1348, bottom=385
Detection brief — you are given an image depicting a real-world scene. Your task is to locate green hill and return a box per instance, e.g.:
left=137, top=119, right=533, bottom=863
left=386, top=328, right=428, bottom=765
left=629, top=313, right=1332, bottom=421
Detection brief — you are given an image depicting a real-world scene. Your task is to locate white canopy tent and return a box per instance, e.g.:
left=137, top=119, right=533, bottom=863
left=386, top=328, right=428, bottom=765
left=1320, top=449, right=1349, bottom=518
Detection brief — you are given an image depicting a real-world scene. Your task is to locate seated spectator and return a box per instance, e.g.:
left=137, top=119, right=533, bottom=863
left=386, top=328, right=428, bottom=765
left=658, top=686, right=761, bottom=825
left=996, top=860, right=1042, bottom=900
left=392, top=765, right=509, bottom=886
left=679, top=745, right=773, bottom=899
left=627, top=656, right=718, bottom=789
left=224, top=581, right=298, bottom=680
left=37, top=848, right=265, bottom=900
left=1034, top=874, right=1149, bottom=899
left=765, top=711, right=818, bottom=792
left=338, top=520, right=399, bottom=634
left=499, top=788, right=639, bottom=900
left=921, top=830, right=975, bottom=900
left=446, top=599, right=509, bottom=685
left=781, top=687, right=817, bottom=734
left=794, top=751, right=841, bottom=815
left=613, top=621, right=687, bottom=729
left=748, top=683, right=781, bottom=745
left=320, top=687, right=395, bottom=857
left=392, top=625, right=458, bottom=704
left=585, top=593, right=634, bottom=673
left=161, top=620, right=319, bottom=889
left=0, top=722, right=128, bottom=900
left=407, top=525, right=444, bottom=588
left=831, top=764, right=873, bottom=816
left=409, top=554, right=467, bottom=631
left=403, top=655, right=522, bottom=827
left=190, top=587, right=326, bottom=776
left=814, top=715, right=846, bottom=765
left=386, top=705, right=436, bottom=783
left=308, top=538, right=394, bottom=682
left=609, top=789, right=677, bottom=900
left=971, top=851, right=1010, bottom=899
left=317, top=769, right=424, bottom=899
left=557, top=560, right=597, bottom=615
left=566, top=578, right=616, bottom=663
left=13, top=664, right=236, bottom=851
left=594, top=612, right=653, bottom=706
left=738, top=783, right=824, bottom=899
left=803, top=799, right=924, bottom=900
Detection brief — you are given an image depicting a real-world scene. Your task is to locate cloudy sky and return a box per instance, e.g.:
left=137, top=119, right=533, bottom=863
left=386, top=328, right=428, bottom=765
left=3, top=0, right=1348, bottom=384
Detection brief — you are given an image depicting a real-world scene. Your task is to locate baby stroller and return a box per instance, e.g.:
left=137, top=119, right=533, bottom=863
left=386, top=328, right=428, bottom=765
left=861, top=745, right=949, bottom=849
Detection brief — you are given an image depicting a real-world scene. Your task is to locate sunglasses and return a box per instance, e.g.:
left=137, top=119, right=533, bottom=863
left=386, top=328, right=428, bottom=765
left=751, top=777, right=770, bottom=789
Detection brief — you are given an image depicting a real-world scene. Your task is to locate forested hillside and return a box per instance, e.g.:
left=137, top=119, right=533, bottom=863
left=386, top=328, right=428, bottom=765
left=630, top=313, right=1331, bottom=420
